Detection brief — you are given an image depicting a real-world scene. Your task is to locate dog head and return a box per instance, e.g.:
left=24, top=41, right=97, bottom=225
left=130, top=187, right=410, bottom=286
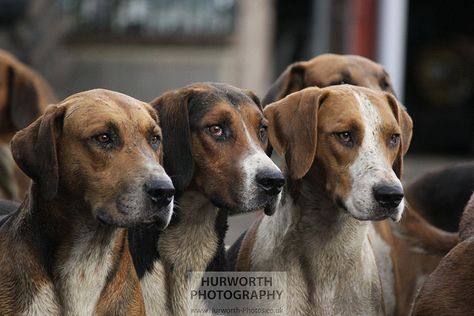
left=0, top=50, right=56, bottom=143
left=264, top=85, right=412, bottom=221
left=11, top=89, right=174, bottom=229
left=151, top=83, right=284, bottom=215
left=263, top=53, right=395, bottom=105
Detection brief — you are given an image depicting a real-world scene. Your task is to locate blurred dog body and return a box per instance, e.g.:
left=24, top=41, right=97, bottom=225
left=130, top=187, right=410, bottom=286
left=0, top=49, right=57, bottom=200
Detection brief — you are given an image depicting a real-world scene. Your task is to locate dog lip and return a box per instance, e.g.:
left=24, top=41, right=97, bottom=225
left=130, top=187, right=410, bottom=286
left=349, top=208, right=398, bottom=222
left=96, top=210, right=115, bottom=226
left=263, top=202, right=277, bottom=216
left=335, top=196, right=348, bottom=211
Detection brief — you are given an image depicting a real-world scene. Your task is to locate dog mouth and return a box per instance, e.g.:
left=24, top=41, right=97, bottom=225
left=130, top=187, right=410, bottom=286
left=96, top=202, right=173, bottom=229
left=336, top=195, right=401, bottom=222
left=210, top=191, right=280, bottom=216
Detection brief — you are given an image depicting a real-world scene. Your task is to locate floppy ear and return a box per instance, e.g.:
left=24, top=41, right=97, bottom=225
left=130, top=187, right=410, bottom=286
left=10, top=104, right=66, bottom=200
left=262, top=62, right=306, bottom=106
left=243, top=89, right=262, bottom=109
left=264, top=87, right=325, bottom=180
left=386, top=93, right=413, bottom=178
left=150, top=90, right=194, bottom=191
left=7, top=65, right=42, bottom=131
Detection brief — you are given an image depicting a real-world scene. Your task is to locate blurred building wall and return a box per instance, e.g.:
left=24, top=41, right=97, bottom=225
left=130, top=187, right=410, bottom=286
left=0, top=0, right=274, bottom=101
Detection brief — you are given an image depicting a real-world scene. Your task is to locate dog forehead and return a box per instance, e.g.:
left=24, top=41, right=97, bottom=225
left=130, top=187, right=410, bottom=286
left=316, top=88, right=362, bottom=124
left=62, top=89, right=155, bottom=128
left=359, top=89, right=399, bottom=125
left=318, top=86, right=397, bottom=126
left=305, top=54, right=384, bottom=83
left=190, top=86, right=259, bottom=122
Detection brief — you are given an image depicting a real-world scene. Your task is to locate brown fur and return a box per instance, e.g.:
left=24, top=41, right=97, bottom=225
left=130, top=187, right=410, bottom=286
left=0, top=89, right=174, bottom=315
left=130, top=83, right=283, bottom=316
left=233, top=86, right=421, bottom=315
left=0, top=49, right=58, bottom=201
left=235, top=212, right=264, bottom=271
left=411, top=193, right=474, bottom=316
left=262, top=53, right=395, bottom=106
left=261, top=54, right=456, bottom=314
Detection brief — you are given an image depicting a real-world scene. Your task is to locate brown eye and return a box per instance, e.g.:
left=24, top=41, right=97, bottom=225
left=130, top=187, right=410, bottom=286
left=208, top=125, right=223, bottom=137
left=150, top=135, right=160, bottom=149
left=381, top=80, right=391, bottom=91
left=258, top=125, right=267, bottom=141
left=336, top=131, right=354, bottom=147
left=389, top=134, right=400, bottom=147
left=337, top=132, right=352, bottom=142
left=95, top=134, right=111, bottom=143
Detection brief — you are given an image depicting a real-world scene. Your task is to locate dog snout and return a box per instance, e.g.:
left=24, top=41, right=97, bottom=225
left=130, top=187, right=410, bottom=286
left=145, top=180, right=175, bottom=207
left=373, top=184, right=404, bottom=208
left=256, top=170, right=285, bottom=195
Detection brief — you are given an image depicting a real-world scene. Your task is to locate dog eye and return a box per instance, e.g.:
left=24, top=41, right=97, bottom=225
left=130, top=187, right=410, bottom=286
left=95, top=133, right=111, bottom=144
left=258, top=125, right=267, bottom=142
left=380, top=80, right=391, bottom=91
left=335, top=132, right=354, bottom=147
left=150, top=135, right=161, bottom=149
left=208, top=125, right=224, bottom=137
left=389, top=134, right=400, bottom=147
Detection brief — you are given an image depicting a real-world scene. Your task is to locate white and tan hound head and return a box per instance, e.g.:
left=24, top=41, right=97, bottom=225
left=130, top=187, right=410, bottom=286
left=151, top=82, right=284, bottom=215
left=264, top=85, right=412, bottom=221
left=11, top=89, right=174, bottom=228
left=262, top=53, right=395, bottom=105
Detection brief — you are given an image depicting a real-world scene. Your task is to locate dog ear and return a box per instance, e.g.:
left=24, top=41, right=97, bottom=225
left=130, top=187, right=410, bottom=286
left=150, top=90, right=194, bottom=191
left=262, top=62, right=306, bottom=106
left=11, top=104, right=66, bottom=200
left=386, top=93, right=413, bottom=178
left=264, top=87, right=325, bottom=180
left=7, top=65, right=42, bottom=131
left=243, top=89, right=262, bottom=109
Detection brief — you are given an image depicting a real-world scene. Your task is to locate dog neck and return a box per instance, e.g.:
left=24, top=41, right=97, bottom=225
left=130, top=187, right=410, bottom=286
left=130, top=189, right=227, bottom=316
left=130, top=188, right=226, bottom=276
left=261, top=178, right=371, bottom=260
left=250, top=173, right=384, bottom=314
left=17, top=186, right=128, bottom=315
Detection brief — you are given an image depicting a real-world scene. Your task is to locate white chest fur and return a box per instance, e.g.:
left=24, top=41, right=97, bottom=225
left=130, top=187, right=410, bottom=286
left=251, top=199, right=384, bottom=316
left=141, top=261, right=168, bottom=316
left=140, top=191, right=219, bottom=316
left=56, top=228, right=116, bottom=316
left=22, top=285, right=60, bottom=316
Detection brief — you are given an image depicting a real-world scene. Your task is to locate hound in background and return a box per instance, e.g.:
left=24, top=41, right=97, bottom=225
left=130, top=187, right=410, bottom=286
left=0, top=89, right=174, bottom=315
left=128, top=83, right=284, bottom=316
left=262, top=53, right=395, bottom=106
left=0, top=49, right=57, bottom=200
left=229, top=85, right=413, bottom=315
left=411, top=192, right=474, bottom=316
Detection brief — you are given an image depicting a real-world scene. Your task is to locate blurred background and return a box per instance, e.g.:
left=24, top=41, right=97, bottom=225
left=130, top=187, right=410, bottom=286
left=1, top=0, right=472, bottom=243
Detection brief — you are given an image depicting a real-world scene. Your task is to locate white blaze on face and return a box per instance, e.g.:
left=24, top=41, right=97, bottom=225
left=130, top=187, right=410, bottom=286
left=345, top=91, right=404, bottom=221
left=240, top=120, right=282, bottom=211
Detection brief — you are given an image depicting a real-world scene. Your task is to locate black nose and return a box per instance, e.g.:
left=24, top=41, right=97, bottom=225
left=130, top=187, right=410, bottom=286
left=373, top=184, right=404, bottom=208
left=145, top=180, right=175, bottom=207
left=256, top=170, right=285, bottom=195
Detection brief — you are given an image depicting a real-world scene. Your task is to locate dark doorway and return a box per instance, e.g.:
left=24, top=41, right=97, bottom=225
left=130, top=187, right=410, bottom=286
left=405, top=0, right=474, bottom=154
